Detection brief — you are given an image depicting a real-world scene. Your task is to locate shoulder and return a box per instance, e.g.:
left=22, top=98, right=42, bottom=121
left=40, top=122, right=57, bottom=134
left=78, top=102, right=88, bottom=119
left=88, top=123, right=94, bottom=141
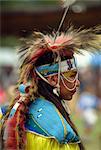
left=25, top=97, right=65, bottom=142
left=28, top=97, right=58, bottom=115
left=27, top=97, right=62, bottom=123
left=25, top=97, right=80, bottom=144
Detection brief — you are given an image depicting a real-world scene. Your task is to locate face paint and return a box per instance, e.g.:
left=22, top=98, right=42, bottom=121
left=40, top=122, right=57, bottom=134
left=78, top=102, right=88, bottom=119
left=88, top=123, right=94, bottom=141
left=60, top=57, right=77, bottom=72
left=35, top=55, right=78, bottom=92
left=60, top=68, right=78, bottom=92
left=60, top=75, right=78, bottom=92
left=61, top=69, right=78, bottom=83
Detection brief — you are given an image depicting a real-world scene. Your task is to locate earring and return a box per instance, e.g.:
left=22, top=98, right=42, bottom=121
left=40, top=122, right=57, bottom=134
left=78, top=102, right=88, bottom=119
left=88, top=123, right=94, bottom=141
left=53, top=88, right=59, bottom=96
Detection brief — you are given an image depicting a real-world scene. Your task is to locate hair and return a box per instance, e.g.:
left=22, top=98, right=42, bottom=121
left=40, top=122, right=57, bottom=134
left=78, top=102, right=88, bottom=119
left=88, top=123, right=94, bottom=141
left=1, top=51, right=85, bottom=150
left=38, top=80, right=85, bottom=150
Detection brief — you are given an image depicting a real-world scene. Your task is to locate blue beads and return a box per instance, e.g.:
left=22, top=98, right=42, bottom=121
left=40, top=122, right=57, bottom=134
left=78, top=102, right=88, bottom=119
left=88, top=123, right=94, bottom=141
left=37, top=114, right=42, bottom=118
left=18, top=84, right=29, bottom=93
left=37, top=108, right=42, bottom=112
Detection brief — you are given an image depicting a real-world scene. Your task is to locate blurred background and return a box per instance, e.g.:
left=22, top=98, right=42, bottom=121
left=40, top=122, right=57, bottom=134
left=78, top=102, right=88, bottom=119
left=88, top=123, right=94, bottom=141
left=0, top=0, right=101, bottom=150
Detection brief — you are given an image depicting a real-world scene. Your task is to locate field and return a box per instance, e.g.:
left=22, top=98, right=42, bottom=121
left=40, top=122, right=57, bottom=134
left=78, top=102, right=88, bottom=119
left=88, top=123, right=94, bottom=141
left=72, top=112, right=101, bottom=150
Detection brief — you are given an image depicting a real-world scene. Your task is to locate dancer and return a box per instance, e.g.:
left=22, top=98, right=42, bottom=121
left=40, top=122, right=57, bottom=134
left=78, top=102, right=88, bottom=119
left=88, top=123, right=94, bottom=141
left=1, top=25, right=101, bottom=150
left=0, top=1, right=101, bottom=149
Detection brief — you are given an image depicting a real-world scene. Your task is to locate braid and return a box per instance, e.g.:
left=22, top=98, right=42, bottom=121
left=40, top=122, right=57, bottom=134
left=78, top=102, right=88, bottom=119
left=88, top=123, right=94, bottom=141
left=0, top=88, right=20, bottom=148
left=1, top=77, right=38, bottom=150
left=15, top=95, right=30, bottom=149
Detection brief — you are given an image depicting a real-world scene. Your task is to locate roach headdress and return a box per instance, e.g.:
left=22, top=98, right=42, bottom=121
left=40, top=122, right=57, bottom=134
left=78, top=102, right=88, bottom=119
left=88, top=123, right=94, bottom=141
left=18, top=26, right=101, bottom=85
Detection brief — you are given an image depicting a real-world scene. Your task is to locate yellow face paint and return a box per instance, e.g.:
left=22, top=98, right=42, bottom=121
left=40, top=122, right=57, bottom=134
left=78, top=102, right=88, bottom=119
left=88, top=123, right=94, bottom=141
left=62, top=69, right=78, bottom=80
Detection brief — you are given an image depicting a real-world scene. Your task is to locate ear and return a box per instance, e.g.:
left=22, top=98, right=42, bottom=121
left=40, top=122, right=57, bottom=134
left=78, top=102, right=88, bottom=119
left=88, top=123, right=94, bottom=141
left=46, top=75, right=58, bottom=87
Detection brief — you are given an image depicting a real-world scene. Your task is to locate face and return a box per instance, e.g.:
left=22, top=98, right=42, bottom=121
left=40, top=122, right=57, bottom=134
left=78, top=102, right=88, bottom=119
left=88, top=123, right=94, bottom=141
left=37, top=50, right=80, bottom=100
left=59, top=51, right=80, bottom=100
left=59, top=69, right=80, bottom=100
left=47, top=69, right=80, bottom=101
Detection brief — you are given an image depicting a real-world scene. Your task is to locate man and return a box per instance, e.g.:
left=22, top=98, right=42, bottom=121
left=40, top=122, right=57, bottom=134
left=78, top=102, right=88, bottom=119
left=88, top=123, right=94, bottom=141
left=1, top=27, right=101, bottom=150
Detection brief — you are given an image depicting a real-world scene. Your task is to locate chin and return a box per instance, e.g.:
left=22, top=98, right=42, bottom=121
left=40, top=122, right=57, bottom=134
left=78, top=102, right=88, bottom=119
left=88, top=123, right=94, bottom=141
left=62, top=95, right=73, bottom=101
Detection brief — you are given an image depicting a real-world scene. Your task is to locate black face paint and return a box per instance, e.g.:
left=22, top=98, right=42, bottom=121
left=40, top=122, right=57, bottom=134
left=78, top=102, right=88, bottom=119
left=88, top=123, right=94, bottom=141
left=67, top=59, right=73, bottom=70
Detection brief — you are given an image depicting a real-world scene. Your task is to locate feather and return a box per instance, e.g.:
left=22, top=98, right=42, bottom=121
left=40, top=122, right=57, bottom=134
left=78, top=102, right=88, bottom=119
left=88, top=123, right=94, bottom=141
left=18, top=26, right=101, bottom=83
left=61, top=0, right=76, bottom=7
left=71, top=25, right=101, bottom=53
left=4, top=96, right=29, bottom=150
left=44, top=26, right=101, bottom=53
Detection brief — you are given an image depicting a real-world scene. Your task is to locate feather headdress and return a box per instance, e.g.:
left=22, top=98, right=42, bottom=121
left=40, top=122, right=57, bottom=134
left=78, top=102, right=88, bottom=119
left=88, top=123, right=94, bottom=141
left=18, top=26, right=101, bottom=83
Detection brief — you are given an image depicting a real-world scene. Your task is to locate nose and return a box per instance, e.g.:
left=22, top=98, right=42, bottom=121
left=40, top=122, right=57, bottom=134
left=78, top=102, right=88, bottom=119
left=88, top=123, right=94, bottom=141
left=76, top=79, right=80, bottom=87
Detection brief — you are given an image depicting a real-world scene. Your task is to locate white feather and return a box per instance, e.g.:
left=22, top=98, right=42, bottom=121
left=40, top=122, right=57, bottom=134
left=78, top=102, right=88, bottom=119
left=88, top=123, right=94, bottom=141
left=62, top=0, right=76, bottom=7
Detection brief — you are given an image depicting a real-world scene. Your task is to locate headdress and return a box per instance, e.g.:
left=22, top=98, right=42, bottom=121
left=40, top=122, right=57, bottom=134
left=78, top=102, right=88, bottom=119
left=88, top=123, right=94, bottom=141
left=18, top=0, right=101, bottom=88
left=18, top=26, right=101, bottom=88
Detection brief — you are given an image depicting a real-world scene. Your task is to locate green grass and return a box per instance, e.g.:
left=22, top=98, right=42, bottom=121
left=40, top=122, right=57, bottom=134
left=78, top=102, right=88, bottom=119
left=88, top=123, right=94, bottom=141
left=72, top=112, right=101, bottom=150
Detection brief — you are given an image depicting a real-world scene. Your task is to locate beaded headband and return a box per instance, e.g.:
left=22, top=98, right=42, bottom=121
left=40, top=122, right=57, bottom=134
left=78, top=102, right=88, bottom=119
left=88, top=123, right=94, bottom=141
left=36, top=58, right=77, bottom=77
